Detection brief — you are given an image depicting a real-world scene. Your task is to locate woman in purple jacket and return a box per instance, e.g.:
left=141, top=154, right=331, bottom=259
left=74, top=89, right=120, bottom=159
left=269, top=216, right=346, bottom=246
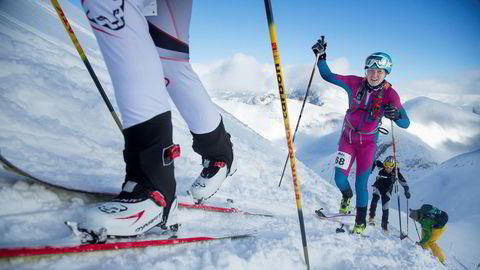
left=312, top=38, right=410, bottom=234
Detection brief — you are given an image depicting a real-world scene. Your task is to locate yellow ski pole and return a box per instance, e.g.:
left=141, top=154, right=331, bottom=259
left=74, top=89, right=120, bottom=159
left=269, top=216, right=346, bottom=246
left=278, top=49, right=321, bottom=188
left=51, top=0, right=123, bottom=131
left=263, top=1, right=310, bottom=269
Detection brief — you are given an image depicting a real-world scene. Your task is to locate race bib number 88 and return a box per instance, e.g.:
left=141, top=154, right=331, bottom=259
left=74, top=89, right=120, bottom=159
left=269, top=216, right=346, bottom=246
left=334, top=151, right=352, bottom=170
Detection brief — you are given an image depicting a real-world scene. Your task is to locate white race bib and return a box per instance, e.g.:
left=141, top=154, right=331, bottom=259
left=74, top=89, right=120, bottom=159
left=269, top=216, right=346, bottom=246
left=334, top=151, right=352, bottom=170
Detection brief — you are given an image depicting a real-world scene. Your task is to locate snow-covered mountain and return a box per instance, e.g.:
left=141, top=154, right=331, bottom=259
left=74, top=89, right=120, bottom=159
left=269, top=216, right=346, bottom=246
left=0, top=1, right=479, bottom=269
left=402, top=97, right=480, bottom=161
left=414, top=149, right=479, bottom=219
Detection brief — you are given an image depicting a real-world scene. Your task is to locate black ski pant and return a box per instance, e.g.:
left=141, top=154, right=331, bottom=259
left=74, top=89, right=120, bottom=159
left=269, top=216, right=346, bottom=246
left=369, top=187, right=392, bottom=229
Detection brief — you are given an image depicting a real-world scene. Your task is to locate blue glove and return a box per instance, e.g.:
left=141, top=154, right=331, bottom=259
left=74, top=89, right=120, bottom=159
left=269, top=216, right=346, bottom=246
left=405, top=191, right=411, bottom=199
left=384, top=104, right=400, bottom=120
left=312, top=37, right=327, bottom=60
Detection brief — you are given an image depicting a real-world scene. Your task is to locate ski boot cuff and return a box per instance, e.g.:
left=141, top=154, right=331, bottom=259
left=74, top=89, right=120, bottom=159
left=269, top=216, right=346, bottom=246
left=122, top=112, right=177, bottom=205
left=123, top=111, right=172, bottom=151
left=355, top=207, right=368, bottom=226
left=191, top=118, right=233, bottom=170
left=341, top=188, right=353, bottom=199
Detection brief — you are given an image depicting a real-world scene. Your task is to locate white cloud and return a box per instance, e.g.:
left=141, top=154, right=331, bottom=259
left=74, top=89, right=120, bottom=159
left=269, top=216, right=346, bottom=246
left=402, top=97, right=480, bottom=160
left=194, top=53, right=480, bottom=115
left=391, top=69, right=480, bottom=109
left=192, top=53, right=272, bottom=94
left=281, top=57, right=349, bottom=91
left=410, top=69, right=480, bottom=95
left=193, top=53, right=351, bottom=96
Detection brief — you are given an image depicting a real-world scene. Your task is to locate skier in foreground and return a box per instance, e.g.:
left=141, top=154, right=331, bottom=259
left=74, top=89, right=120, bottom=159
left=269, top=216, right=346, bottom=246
left=409, top=204, right=448, bottom=265
left=368, top=156, right=410, bottom=231
left=78, top=0, right=236, bottom=238
left=312, top=37, right=410, bottom=234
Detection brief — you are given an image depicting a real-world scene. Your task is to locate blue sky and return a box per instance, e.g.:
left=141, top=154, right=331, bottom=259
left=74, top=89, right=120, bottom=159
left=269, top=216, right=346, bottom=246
left=70, top=0, right=480, bottom=89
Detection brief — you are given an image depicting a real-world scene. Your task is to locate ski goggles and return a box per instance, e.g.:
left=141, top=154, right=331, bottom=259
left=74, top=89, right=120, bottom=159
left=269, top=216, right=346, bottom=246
left=384, top=161, right=395, bottom=169
left=365, top=56, right=391, bottom=70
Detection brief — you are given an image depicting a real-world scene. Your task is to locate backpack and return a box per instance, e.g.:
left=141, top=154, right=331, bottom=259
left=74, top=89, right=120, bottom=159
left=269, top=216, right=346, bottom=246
left=350, top=79, right=391, bottom=121
left=420, top=204, right=448, bottom=227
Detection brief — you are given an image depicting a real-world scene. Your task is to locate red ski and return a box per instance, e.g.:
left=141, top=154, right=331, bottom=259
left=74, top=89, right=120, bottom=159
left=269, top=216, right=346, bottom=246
left=0, top=232, right=253, bottom=258
left=178, top=202, right=273, bottom=217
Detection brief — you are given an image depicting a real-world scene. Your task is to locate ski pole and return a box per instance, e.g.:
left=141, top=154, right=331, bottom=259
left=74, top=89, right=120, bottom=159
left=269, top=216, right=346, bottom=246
left=51, top=0, right=123, bottom=132
left=397, top=185, right=405, bottom=239
left=413, top=218, right=421, bottom=240
left=278, top=47, right=322, bottom=187
left=391, top=120, right=405, bottom=239
left=407, top=199, right=409, bottom=238
left=264, top=1, right=310, bottom=269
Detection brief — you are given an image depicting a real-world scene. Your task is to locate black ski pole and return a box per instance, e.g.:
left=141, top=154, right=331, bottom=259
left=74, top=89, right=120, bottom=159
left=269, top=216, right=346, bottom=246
left=278, top=41, right=322, bottom=187
left=397, top=185, right=406, bottom=239
left=52, top=0, right=123, bottom=132
left=413, top=218, right=421, bottom=240
left=391, top=120, right=406, bottom=239
left=406, top=199, right=409, bottom=238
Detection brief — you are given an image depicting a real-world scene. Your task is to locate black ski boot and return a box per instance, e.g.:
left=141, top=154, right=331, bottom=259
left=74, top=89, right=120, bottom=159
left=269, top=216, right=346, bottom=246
left=79, top=112, right=179, bottom=237
left=381, top=209, right=389, bottom=232
left=352, top=207, right=367, bottom=234
left=189, top=119, right=236, bottom=203
left=339, top=188, right=353, bottom=214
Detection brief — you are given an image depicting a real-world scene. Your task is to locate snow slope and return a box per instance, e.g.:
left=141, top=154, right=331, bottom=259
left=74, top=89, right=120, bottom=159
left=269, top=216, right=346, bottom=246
left=0, top=1, right=478, bottom=269
left=411, top=150, right=480, bottom=267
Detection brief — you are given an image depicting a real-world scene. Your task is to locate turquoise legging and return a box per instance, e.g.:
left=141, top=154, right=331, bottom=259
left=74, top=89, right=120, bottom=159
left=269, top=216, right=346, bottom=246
left=334, top=133, right=376, bottom=208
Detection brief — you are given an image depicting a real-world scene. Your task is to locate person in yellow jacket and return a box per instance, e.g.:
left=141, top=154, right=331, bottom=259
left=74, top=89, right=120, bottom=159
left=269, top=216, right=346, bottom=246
left=409, top=204, right=449, bottom=264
